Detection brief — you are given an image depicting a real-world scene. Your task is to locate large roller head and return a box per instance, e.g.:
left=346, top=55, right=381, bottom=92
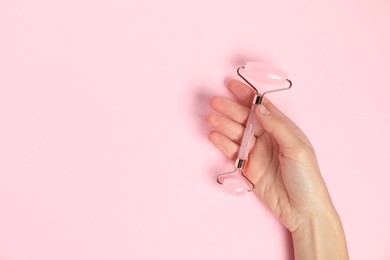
left=242, top=61, right=288, bottom=85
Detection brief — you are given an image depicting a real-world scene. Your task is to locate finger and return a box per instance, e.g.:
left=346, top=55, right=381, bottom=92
left=209, top=96, right=250, bottom=125
left=205, top=112, right=244, bottom=143
left=255, top=103, right=313, bottom=158
left=205, top=112, right=258, bottom=145
left=208, top=132, right=239, bottom=159
left=227, top=79, right=255, bottom=106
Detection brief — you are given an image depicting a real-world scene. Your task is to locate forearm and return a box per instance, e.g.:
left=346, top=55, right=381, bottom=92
left=292, top=208, right=349, bottom=260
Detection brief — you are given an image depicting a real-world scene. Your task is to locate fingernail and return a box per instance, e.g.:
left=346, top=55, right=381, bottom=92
left=258, top=104, right=271, bottom=115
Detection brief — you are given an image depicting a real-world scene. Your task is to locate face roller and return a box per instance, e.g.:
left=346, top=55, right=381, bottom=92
left=216, top=62, right=292, bottom=196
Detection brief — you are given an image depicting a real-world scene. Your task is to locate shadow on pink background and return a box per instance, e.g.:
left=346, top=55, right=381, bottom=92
left=0, top=0, right=389, bottom=259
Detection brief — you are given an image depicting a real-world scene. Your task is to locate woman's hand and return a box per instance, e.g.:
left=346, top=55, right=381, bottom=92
left=205, top=80, right=349, bottom=259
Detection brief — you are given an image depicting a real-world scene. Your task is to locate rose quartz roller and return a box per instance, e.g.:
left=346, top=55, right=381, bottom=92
left=216, top=62, right=292, bottom=196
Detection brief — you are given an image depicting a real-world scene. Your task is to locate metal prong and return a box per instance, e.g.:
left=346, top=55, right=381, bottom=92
left=237, top=66, right=259, bottom=94
left=216, top=168, right=237, bottom=185
left=240, top=170, right=255, bottom=192
left=216, top=167, right=255, bottom=192
left=261, top=78, right=292, bottom=100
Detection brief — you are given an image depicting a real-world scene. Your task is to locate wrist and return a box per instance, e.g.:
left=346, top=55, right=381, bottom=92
left=292, top=208, right=349, bottom=260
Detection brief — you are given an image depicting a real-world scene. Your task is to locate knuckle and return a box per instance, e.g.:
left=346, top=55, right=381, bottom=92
left=290, top=144, right=315, bottom=161
left=205, top=113, right=219, bottom=127
left=209, top=96, right=223, bottom=109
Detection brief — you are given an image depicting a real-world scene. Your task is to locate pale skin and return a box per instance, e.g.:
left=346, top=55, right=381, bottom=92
left=205, top=80, right=349, bottom=260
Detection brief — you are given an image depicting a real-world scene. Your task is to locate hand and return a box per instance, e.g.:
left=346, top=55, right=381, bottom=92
left=205, top=79, right=331, bottom=230
left=205, top=80, right=349, bottom=259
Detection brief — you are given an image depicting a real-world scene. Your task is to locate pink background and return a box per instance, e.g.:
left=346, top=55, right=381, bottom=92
left=0, top=0, right=389, bottom=259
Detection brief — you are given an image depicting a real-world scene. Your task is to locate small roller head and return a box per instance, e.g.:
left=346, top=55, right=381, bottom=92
left=220, top=177, right=250, bottom=196
left=216, top=168, right=255, bottom=196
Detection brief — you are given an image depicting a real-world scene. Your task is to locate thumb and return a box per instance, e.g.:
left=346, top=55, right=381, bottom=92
left=255, top=102, right=311, bottom=153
